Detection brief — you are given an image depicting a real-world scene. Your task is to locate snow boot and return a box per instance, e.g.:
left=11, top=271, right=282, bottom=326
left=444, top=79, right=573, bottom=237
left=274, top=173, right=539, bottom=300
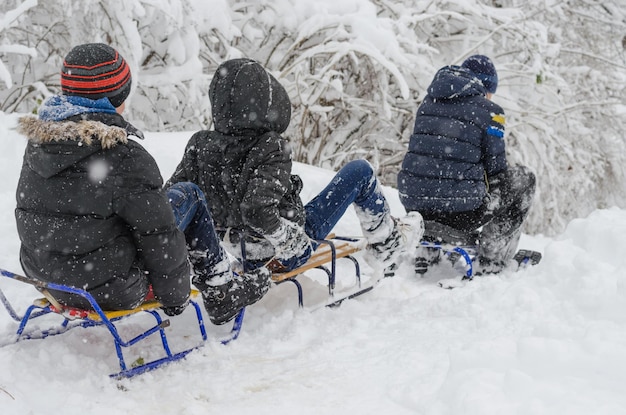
left=513, top=249, right=542, bottom=269
left=193, top=258, right=271, bottom=325
left=472, top=256, right=507, bottom=277
left=414, top=246, right=441, bottom=275
left=366, top=211, right=424, bottom=269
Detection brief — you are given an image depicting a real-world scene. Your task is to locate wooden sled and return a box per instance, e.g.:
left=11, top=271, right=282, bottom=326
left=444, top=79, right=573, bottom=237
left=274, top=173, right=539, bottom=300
left=0, top=268, right=243, bottom=379
left=269, top=237, right=375, bottom=308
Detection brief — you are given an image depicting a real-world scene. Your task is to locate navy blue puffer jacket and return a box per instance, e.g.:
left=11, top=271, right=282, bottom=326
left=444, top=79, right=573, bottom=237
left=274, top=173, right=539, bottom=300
left=398, top=65, right=507, bottom=213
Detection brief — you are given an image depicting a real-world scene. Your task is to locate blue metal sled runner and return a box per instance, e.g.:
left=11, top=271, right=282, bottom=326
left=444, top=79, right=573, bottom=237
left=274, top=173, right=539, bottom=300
left=0, top=268, right=244, bottom=379
left=414, top=220, right=542, bottom=288
left=0, top=238, right=375, bottom=378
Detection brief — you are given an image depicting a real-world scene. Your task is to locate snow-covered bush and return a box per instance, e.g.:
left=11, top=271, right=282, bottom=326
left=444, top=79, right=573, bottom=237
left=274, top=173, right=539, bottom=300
left=0, top=0, right=624, bottom=235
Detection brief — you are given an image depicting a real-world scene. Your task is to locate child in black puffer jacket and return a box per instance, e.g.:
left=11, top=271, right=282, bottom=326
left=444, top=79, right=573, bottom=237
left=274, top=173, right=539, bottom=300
left=16, top=44, right=268, bottom=325
left=168, top=58, right=423, bottom=274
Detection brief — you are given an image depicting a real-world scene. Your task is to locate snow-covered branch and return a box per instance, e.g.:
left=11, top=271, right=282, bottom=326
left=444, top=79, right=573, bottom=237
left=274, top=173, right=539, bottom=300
left=0, top=0, right=624, bottom=235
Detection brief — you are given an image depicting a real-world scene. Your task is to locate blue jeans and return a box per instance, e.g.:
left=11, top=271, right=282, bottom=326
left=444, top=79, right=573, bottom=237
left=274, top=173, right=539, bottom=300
left=167, top=182, right=223, bottom=271
left=304, top=159, right=389, bottom=242
left=242, top=159, right=390, bottom=271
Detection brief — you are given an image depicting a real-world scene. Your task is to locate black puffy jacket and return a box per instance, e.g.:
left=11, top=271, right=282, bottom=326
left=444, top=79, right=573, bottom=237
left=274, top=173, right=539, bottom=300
left=398, top=65, right=508, bottom=214
left=167, top=59, right=304, bottom=259
left=16, top=111, right=190, bottom=310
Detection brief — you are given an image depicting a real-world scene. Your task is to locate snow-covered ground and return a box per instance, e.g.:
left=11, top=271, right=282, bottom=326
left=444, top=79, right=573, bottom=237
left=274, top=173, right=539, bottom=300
left=1, top=111, right=625, bottom=414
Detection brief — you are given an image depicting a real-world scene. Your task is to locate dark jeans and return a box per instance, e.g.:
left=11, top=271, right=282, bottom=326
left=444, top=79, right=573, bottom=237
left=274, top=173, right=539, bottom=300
left=304, top=159, right=390, bottom=240
left=421, top=166, right=536, bottom=263
left=167, top=182, right=224, bottom=272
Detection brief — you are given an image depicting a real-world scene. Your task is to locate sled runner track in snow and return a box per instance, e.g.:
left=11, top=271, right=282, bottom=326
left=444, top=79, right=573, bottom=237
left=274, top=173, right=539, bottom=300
left=269, top=236, right=370, bottom=308
left=0, top=268, right=244, bottom=379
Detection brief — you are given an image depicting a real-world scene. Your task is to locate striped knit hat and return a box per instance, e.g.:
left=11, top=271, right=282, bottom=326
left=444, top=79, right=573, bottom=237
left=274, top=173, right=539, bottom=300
left=61, top=43, right=132, bottom=108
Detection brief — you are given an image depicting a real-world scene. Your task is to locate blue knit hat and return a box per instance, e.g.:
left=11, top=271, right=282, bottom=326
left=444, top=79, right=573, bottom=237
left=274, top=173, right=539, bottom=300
left=461, top=55, right=498, bottom=94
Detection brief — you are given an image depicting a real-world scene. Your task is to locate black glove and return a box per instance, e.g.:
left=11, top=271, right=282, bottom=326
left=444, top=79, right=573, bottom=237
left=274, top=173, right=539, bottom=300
left=161, top=299, right=189, bottom=316
left=265, top=218, right=313, bottom=270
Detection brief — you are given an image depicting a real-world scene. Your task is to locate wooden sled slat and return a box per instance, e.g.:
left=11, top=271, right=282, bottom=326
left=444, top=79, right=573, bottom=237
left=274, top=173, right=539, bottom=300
left=34, top=289, right=202, bottom=321
left=268, top=237, right=370, bottom=309
left=272, top=240, right=362, bottom=282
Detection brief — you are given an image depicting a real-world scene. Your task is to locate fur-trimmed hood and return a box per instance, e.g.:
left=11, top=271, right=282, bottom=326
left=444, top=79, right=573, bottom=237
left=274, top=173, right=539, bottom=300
left=17, top=115, right=131, bottom=179
left=18, top=116, right=128, bottom=148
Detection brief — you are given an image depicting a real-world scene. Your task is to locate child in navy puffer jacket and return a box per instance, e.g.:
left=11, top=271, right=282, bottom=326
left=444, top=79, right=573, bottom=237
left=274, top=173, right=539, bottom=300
left=398, top=55, right=536, bottom=275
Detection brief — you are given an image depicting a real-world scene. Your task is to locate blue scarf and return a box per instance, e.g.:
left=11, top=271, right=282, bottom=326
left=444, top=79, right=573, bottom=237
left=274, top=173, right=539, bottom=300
left=38, top=95, right=117, bottom=122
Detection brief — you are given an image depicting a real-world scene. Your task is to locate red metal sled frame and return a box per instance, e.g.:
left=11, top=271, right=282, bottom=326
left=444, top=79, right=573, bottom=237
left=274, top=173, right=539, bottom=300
left=0, top=268, right=244, bottom=378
